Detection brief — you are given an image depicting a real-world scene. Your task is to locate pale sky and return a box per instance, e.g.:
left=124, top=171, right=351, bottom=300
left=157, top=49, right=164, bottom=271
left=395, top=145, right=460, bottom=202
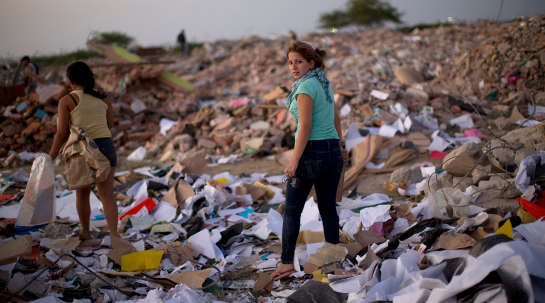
left=1, top=0, right=543, bottom=58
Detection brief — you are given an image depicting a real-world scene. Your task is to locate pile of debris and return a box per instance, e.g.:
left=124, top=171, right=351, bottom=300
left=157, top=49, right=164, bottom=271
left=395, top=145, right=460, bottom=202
left=0, top=15, right=545, bottom=303
left=2, top=15, right=545, bottom=164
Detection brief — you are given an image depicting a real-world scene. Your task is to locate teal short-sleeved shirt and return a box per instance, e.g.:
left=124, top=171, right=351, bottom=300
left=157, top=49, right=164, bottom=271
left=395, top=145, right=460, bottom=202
left=289, top=77, right=339, bottom=144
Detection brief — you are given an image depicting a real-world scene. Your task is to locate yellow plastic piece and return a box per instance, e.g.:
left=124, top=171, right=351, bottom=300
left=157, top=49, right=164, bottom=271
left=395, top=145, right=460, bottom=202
left=496, top=219, right=513, bottom=239
left=517, top=208, right=537, bottom=224
left=216, top=177, right=231, bottom=186
left=312, top=269, right=329, bottom=283
left=121, top=250, right=164, bottom=271
left=254, top=181, right=276, bottom=199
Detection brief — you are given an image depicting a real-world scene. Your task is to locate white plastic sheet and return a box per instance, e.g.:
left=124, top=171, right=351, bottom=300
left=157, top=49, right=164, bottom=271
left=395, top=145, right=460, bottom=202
left=16, top=154, right=56, bottom=226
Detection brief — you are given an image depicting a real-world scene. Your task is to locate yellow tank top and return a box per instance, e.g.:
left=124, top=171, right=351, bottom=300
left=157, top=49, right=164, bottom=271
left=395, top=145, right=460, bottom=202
left=69, top=90, right=111, bottom=139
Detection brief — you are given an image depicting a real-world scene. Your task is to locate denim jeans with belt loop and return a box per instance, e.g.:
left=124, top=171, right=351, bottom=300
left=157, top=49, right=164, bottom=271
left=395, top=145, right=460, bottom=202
left=281, top=139, right=344, bottom=264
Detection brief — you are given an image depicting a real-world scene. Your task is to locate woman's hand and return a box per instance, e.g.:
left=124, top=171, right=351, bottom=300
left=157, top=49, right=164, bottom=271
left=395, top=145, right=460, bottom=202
left=284, top=160, right=299, bottom=179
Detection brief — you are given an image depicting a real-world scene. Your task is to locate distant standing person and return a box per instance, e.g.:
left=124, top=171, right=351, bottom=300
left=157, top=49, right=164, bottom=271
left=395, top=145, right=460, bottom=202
left=177, top=29, right=189, bottom=55
left=48, top=61, right=120, bottom=240
left=20, top=56, right=39, bottom=94
left=289, top=31, right=297, bottom=42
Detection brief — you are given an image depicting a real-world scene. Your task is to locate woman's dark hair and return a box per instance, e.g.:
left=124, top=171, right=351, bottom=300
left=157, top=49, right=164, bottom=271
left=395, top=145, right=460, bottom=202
left=66, top=61, right=106, bottom=99
left=286, top=41, right=328, bottom=70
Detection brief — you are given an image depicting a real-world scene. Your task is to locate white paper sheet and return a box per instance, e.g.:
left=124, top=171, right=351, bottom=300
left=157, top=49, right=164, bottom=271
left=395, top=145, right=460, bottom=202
left=187, top=229, right=216, bottom=259
left=449, top=114, right=474, bottom=129
left=360, top=204, right=392, bottom=228
left=152, top=202, right=177, bottom=222
left=340, top=103, right=352, bottom=117
left=217, top=207, right=246, bottom=217
left=127, top=146, right=147, bottom=161
left=370, top=90, right=389, bottom=100
left=528, top=105, right=545, bottom=115
left=300, top=198, right=319, bottom=227
left=159, top=118, right=177, bottom=136
left=379, top=118, right=405, bottom=138
left=56, top=191, right=103, bottom=222
left=267, top=208, right=283, bottom=238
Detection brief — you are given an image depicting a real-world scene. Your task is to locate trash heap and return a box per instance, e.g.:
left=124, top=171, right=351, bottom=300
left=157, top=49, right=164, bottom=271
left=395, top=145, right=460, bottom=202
left=1, top=15, right=545, bottom=303
left=2, top=15, right=545, bottom=163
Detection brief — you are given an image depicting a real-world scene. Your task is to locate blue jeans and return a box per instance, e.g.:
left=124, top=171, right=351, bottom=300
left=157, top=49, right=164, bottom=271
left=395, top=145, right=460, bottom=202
left=281, top=139, right=343, bottom=264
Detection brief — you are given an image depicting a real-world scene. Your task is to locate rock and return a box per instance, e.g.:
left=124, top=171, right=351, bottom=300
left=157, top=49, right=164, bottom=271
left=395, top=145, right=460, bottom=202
left=472, top=165, right=491, bottom=184
left=2, top=153, right=20, bottom=168
left=535, top=92, right=545, bottom=106
left=525, top=59, right=539, bottom=69
left=42, top=223, right=72, bottom=239
left=450, top=105, right=462, bottom=114
left=497, top=43, right=512, bottom=55
left=478, top=176, right=521, bottom=199
left=541, top=52, right=545, bottom=67
left=425, top=173, right=453, bottom=195
left=3, top=124, right=23, bottom=137
left=443, top=142, right=484, bottom=176
left=390, top=166, right=423, bottom=184
left=515, top=147, right=536, bottom=167
left=287, top=280, right=346, bottom=303
left=502, top=91, right=526, bottom=105
left=453, top=176, right=474, bottom=190
left=494, top=116, right=511, bottom=131
left=431, top=99, right=443, bottom=110
left=197, top=138, right=217, bottom=150
left=488, top=124, right=545, bottom=166
left=321, top=261, right=343, bottom=274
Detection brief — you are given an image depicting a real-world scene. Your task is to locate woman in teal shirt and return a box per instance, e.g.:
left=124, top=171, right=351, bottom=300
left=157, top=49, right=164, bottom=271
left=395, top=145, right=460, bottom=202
left=273, top=41, right=345, bottom=279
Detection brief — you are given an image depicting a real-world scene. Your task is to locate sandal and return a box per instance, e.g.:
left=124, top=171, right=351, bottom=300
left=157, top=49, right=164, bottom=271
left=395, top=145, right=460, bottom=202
left=271, top=262, right=295, bottom=281
left=272, top=270, right=295, bottom=281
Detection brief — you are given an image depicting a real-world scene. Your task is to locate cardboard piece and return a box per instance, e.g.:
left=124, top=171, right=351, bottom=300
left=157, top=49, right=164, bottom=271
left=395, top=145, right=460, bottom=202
left=275, top=149, right=294, bottom=167
left=353, top=230, right=386, bottom=247
left=433, top=233, right=477, bottom=250
left=304, top=261, right=321, bottom=275
left=384, top=147, right=417, bottom=168
left=107, top=236, right=136, bottom=265
left=161, top=187, right=178, bottom=208
left=296, top=229, right=326, bottom=245
left=339, top=242, right=363, bottom=257
left=175, top=180, right=194, bottom=211
left=179, top=151, right=216, bottom=176
left=51, top=237, right=81, bottom=255
left=0, top=236, right=33, bottom=264
left=236, top=184, right=267, bottom=205
left=166, top=268, right=212, bottom=288
left=252, top=272, right=274, bottom=292
left=344, top=135, right=384, bottom=190
left=509, top=106, right=525, bottom=121
left=392, top=203, right=416, bottom=223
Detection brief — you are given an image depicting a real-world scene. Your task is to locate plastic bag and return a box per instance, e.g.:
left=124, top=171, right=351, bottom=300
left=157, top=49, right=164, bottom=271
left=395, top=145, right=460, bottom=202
left=16, top=153, right=56, bottom=226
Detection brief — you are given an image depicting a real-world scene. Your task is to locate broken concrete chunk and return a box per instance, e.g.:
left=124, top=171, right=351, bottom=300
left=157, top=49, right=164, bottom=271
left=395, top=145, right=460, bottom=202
left=287, top=280, right=346, bottom=303
left=488, top=124, right=545, bottom=166
left=197, top=138, right=217, bottom=150
left=389, top=166, right=423, bottom=184
left=515, top=147, right=536, bottom=167
left=497, top=43, right=512, bottom=55
left=453, top=176, right=474, bottom=191
left=443, top=142, right=484, bottom=176
left=478, top=176, right=521, bottom=199
left=425, top=173, right=454, bottom=195
left=472, top=165, right=491, bottom=184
